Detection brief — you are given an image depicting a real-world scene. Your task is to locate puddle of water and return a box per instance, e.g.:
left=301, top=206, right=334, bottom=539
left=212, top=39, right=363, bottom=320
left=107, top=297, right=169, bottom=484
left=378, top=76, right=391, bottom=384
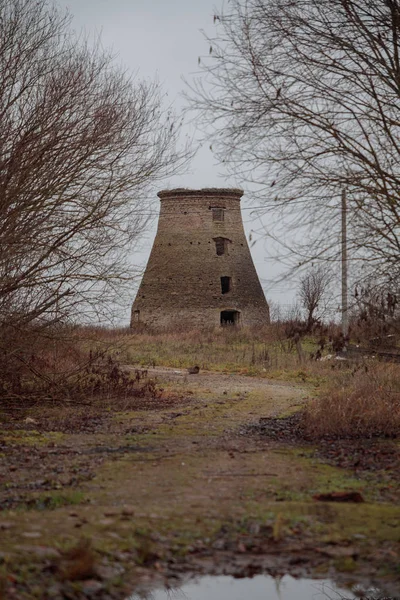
left=128, top=574, right=394, bottom=600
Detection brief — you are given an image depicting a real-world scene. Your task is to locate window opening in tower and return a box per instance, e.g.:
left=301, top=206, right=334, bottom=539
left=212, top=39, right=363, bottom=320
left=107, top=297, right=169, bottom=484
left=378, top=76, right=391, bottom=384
left=212, top=208, right=224, bottom=222
left=221, top=276, right=231, bottom=294
left=214, top=237, right=228, bottom=256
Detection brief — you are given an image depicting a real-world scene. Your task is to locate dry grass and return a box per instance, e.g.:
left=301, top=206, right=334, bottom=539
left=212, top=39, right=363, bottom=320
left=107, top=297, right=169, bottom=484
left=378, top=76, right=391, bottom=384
left=118, top=325, right=312, bottom=374
left=74, top=325, right=345, bottom=388
left=302, top=362, right=400, bottom=438
left=5, top=322, right=388, bottom=416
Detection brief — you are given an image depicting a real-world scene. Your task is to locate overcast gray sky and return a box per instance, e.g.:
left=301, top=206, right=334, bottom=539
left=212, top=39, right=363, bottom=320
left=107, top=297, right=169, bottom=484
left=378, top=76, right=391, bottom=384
left=61, top=0, right=297, bottom=320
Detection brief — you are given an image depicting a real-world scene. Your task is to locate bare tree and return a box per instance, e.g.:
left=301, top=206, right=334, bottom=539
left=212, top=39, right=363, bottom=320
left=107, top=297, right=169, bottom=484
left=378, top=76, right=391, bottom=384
left=0, top=0, right=186, bottom=332
left=298, top=266, right=331, bottom=331
left=0, top=0, right=190, bottom=399
left=188, top=0, right=400, bottom=287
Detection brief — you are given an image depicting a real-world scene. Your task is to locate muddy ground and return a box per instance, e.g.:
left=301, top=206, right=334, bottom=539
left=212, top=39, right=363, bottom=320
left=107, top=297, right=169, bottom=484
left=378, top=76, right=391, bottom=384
left=0, top=367, right=400, bottom=599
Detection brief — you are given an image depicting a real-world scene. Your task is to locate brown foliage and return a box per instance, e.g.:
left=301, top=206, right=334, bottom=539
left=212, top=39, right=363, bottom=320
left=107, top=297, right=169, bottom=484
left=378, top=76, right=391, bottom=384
left=0, top=324, right=160, bottom=403
left=313, top=491, right=364, bottom=503
left=58, top=539, right=96, bottom=581
left=302, top=363, right=400, bottom=438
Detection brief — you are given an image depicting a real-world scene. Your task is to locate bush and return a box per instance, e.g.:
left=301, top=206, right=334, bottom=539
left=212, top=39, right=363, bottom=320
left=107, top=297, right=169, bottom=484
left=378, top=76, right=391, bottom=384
left=0, top=324, right=158, bottom=403
left=302, top=363, right=400, bottom=438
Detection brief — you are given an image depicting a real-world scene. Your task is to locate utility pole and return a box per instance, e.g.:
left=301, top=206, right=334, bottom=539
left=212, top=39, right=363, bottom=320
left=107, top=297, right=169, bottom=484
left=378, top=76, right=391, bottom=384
left=341, top=189, right=348, bottom=338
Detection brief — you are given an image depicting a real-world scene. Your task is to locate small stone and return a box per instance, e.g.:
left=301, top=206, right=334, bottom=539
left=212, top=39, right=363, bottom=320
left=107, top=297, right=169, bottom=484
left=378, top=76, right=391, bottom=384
left=95, top=564, right=124, bottom=580
left=317, top=546, right=357, bottom=558
left=212, top=539, right=225, bottom=550
left=0, top=522, right=13, bottom=530
left=24, top=417, right=38, bottom=425
left=22, top=532, right=42, bottom=538
left=106, top=532, right=122, bottom=540
left=113, top=550, right=132, bottom=561
left=103, top=510, right=118, bottom=517
left=121, top=505, right=134, bottom=517
left=6, top=586, right=17, bottom=597
left=98, top=518, right=114, bottom=526
left=81, top=580, right=104, bottom=596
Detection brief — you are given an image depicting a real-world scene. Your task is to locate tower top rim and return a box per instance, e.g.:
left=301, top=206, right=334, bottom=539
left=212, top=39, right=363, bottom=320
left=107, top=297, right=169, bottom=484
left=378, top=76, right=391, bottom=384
left=157, top=188, right=244, bottom=200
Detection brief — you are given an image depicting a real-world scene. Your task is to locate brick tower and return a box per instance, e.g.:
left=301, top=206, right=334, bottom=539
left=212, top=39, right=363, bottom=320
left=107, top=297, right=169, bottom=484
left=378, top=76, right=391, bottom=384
left=130, top=188, right=270, bottom=328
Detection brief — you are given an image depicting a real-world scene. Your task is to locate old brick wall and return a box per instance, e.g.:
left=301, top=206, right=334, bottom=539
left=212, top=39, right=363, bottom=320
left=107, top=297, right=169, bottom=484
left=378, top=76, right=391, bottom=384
left=130, top=188, right=270, bottom=328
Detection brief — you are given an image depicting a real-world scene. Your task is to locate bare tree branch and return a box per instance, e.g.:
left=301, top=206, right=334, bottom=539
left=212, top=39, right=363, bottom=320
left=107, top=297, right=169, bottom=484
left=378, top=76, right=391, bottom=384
left=187, top=0, right=400, bottom=289
left=0, top=0, right=189, bottom=330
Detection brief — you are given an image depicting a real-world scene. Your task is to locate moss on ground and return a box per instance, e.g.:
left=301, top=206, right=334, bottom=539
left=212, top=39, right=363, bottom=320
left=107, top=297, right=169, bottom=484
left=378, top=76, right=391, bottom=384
left=1, top=429, right=64, bottom=445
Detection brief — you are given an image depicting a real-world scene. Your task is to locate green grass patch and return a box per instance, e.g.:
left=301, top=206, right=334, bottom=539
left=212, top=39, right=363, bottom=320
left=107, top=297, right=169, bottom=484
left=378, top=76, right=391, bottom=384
left=1, top=430, right=64, bottom=446
left=21, top=491, right=86, bottom=511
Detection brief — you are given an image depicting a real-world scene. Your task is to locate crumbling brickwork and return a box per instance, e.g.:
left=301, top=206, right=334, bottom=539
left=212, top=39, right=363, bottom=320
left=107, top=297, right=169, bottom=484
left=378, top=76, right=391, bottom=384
left=130, top=188, right=270, bottom=328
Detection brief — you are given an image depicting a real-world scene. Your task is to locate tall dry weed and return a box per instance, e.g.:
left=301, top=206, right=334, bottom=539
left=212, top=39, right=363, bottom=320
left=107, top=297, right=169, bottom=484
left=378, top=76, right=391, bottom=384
left=302, top=362, right=400, bottom=438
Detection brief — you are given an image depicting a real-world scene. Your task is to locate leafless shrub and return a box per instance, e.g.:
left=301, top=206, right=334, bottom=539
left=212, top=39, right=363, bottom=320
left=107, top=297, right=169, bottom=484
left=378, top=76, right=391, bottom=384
left=0, top=323, right=160, bottom=403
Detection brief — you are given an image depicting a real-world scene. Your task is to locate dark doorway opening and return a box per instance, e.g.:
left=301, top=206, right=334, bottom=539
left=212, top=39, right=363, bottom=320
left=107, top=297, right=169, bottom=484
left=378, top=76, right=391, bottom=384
left=221, top=276, right=231, bottom=294
left=220, top=310, right=240, bottom=326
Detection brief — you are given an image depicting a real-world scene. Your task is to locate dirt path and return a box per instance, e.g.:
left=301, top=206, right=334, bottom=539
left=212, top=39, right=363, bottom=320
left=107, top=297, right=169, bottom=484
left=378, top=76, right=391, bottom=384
left=131, top=365, right=305, bottom=397
left=1, top=368, right=400, bottom=598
